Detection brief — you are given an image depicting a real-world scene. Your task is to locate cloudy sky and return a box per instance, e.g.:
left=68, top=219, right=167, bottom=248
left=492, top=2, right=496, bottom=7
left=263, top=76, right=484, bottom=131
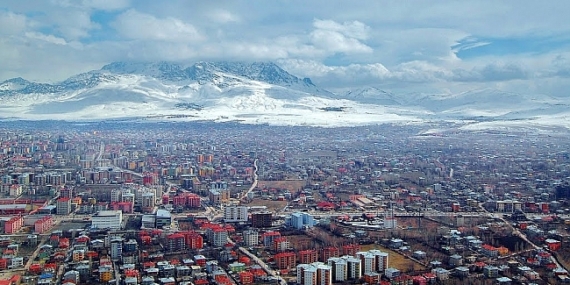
left=1, top=0, right=570, bottom=95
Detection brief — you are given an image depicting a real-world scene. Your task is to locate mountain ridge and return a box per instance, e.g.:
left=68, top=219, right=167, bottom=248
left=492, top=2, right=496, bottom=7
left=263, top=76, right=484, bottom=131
left=0, top=61, right=568, bottom=130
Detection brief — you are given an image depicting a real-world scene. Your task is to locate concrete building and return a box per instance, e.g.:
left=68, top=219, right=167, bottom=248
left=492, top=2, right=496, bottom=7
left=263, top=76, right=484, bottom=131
left=56, top=197, right=71, bottom=215
left=156, top=209, right=172, bottom=228
left=142, top=192, right=155, bottom=213
left=289, top=212, right=316, bottom=229
left=296, top=262, right=332, bottom=285
left=242, top=229, right=259, bottom=247
left=110, top=237, right=123, bottom=261
left=251, top=211, right=272, bottom=228
left=91, top=210, right=123, bottom=230
left=224, top=205, right=248, bottom=223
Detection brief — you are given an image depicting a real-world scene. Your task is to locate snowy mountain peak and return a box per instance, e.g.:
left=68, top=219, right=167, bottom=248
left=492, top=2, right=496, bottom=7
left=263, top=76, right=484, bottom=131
left=0, top=77, right=31, bottom=91
left=342, top=86, right=401, bottom=105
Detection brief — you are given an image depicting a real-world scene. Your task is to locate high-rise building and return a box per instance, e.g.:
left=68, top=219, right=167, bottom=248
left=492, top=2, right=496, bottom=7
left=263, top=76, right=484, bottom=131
left=251, top=212, right=273, bottom=228
left=224, top=206, right=248, bottom=223
left=92, top=210, right=123, bottom=230
left=275, top=252, right=297, bottom=270
left=56, top=197, right=71, bottom=215
left=288, top=212, right=315, bottom=229
left=110, top=238, right=123, bottom=261
left=369, top=249, right=389, bottom=273
left=242, top=230, right=259, bottom=247
left=296, top=262, right=331, bottom=285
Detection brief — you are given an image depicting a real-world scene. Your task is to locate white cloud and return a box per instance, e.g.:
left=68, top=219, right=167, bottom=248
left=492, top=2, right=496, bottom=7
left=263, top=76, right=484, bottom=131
left=313, top=19, right=370, bottom=40
left=310, top=19, right=372, bottom=54
left=0, top=11, right=28, bottom=35
left=113, top=9, right=203, bottom=42
left=209, top=10, right=240, bottom=23
left=53, top=9, right=100, bottom=40
left=82, top=0, right=130, bottom=10
left=25, top=32, right=67, bottom=45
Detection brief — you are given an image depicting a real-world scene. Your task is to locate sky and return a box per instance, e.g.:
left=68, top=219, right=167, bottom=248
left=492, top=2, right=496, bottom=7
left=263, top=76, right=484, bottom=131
left=1, top=0, right=570, bottom=96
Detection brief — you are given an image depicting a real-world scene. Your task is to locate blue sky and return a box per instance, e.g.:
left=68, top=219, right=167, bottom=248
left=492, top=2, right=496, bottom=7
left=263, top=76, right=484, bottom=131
left=1, top=0, right=569, bottom=96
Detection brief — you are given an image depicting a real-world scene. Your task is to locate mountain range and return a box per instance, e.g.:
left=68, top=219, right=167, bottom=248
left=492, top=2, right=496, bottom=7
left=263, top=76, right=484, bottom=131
left=0, top=61, right=568, bottom=130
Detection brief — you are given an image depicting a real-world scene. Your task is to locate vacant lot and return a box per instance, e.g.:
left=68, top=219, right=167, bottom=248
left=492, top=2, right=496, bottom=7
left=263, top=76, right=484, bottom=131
left=360, top=244, right=426, bottom=273
left=247, top=199, right=288, bottom=212
left=286, top=234, right=317, bottom=251
left=257, top=180, right=306, bottom=194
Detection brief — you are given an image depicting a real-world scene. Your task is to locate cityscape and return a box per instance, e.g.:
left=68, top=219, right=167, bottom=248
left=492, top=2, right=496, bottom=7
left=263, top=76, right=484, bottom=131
left=2, top=1, right=570, bottom=285
left=0, top=122, right=568, bottom=285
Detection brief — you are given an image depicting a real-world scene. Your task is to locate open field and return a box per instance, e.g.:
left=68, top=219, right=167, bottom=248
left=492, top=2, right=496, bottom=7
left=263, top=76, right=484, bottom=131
left=246, top=199, right=288, bottom=212
left=360, top=244, right=426, bottom=273
left=257, top=180, right=306, bottom=194
left=286, top=234, right=317, bottom=251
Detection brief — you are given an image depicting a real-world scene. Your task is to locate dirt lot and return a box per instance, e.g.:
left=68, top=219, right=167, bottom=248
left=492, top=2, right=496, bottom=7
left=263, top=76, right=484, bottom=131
left=285, top=235, right=318, bottom=251
left=360, top=244, right=426, bottom=273
left=246, top=199, right=288, bottom=212
left=257, top=180, right=306, bottom=194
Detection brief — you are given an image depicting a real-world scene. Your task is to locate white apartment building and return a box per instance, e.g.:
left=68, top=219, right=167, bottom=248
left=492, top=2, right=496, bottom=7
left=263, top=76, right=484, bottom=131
left=357, top=252, right=376, bottom=274
left=328, top=255, right=362, bottom=281
left=297, top=262, right=332, bottom=285
left=327, top=258, right=347, bottom=282
left=345, top=256, right=362, bottom=279
left=92, top=210, right=123, bottom=230
left=111, top=189, right=123, bottom=202
left=224, top=205, right=248, bottom=222
left=243, top=229, right=259, bottom=246
left=369, top=249, right=389, bottom=272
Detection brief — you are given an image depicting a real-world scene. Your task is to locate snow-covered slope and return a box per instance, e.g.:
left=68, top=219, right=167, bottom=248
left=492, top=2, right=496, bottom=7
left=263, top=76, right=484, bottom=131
left=0, top=61, right=568, bottom=129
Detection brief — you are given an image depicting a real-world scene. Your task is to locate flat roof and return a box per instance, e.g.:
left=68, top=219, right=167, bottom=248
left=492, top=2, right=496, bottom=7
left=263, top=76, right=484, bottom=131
left=95, top=210, right=122, bottom=217
left=156, top=209, right=171, bottom=218
left=0, top=204, right=27, bottom=210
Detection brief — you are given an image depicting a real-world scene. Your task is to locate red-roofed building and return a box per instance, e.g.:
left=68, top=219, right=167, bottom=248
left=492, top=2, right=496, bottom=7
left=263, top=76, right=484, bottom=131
left=298, top=249, right=318, bottom=264
left=34, top=215, right=54, bottom=234
left=545, top=239, right=561, bottom=251
left=481, top=244, right=498, bottom=257
left=274, top=252, right=296, bottom=269
left=182, top=231, right=203, bottom=249
left=0, top=274, right=20, bottom=285
left=320, top=246, right=340, bottom=261
left=317, top=201, right=335, bottom=211
left=273, top=237, right=289, bottom=252
left=166, top=233, right=186, bottom=252
left=412, top=275, right=427, bottom=285
left=56, top=197, right=71, bottom=215
left=261, top=231, right=281, bottom=247
left=28, top=263, right=42, bottom=274
left=422, top=273, right=436, bottom=283
left=239, top=271, right=254, bottom=284
left=392, top=274, right=413, bottom=285
left=249, top=266, right=267, bottom=278
left=111, top=201, right=133, bottom=213
left=214, top=274, right=232, bottom=285
left=4, top=215, right=23, bottom=234
left=363, top=272, right=381, bottom=284
left=342, top=244, right=361, bottom=256
left=59, top=238, right=70, bottom=249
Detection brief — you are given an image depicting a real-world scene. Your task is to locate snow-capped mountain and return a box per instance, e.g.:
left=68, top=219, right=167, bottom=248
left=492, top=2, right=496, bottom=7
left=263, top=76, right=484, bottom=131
left=0, top=61, right=568, bottom=130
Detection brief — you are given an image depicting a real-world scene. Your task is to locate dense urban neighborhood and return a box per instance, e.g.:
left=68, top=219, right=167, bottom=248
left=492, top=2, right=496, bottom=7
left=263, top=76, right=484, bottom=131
left=0, top=121, right=569, bottom=285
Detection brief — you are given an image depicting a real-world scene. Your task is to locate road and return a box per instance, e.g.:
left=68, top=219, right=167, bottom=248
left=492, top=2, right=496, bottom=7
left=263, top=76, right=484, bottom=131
left=237, top=246, right=286, bottom=285
left=95, top=141, right=105, bottom=162
left=479, top=206, right=568, bottom=272
left=24, top=236, right=48, bottom=270
left=240, top=159, right=258, bottom=202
